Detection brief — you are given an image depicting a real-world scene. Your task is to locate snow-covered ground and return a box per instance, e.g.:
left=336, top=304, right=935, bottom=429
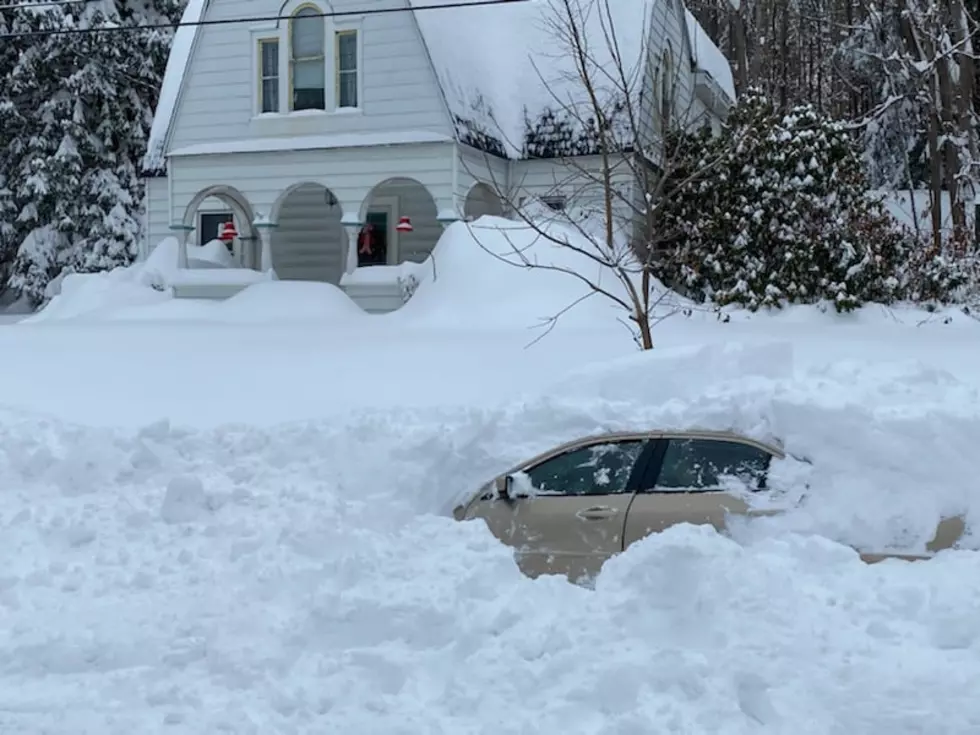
left=2, top=218, right=980, bottom=732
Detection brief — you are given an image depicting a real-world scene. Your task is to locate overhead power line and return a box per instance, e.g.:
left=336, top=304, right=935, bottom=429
left=0, top=0, right=98, bottom=9
left=0, top=0, right=530, bottom=39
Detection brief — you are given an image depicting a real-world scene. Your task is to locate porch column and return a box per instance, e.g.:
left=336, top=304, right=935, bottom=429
left=169, top=223, right=195, bottom=268
left=253, top=218, right=277, bottom=272
left=341, top=213, right=362, bottom=275
left=436, top=207, right=461, bottom=230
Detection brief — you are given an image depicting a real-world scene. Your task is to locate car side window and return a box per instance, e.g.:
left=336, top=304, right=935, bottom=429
left=653, top=438, right=772, bottom=492
left=524, top=440, right=646, bottom=496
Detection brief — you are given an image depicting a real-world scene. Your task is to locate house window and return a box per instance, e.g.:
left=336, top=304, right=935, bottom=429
left=258, top=39, right=280, bottom=113
left=290, top=6, right=325, bottom=111
left=198, top=212, right=234, bottom=251
left=336, top=29, right=358, bottom=108
left=541, top=195, right=566, bottom=211
left=660, top=45, right=673, bottom=127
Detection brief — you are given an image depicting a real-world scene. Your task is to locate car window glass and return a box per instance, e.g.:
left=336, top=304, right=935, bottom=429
left=654, top=438, right=772, bottom=492
left=525, top=440, right=646, bottom=496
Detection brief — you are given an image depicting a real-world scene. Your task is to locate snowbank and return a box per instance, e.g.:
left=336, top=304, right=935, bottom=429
left=1, top=338, right=980, bottom=730
left=23, top=238, right=367, bottom=325
left=23, top=237, right=235, bottom=323
left=530, top=341, right=980, bottom=555
left=393, top=214, right=684, bottom=332
left=212, top=281, right=367, bottom=324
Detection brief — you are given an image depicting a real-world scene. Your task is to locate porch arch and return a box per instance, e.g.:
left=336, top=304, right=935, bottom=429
left=269, top=180, right=344, bottom=223
left=358, top=177, right=440, bottom=267
left=463, top=182, right=505, bottom=221
left=271, top=182, right=345, bottom=283
left=181, top=184, right=257, bottom=242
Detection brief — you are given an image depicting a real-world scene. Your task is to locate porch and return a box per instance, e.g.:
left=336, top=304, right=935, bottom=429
left=162, top=143, right=506, bottom=311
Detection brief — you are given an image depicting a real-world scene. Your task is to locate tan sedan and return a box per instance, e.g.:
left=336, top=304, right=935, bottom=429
left=453, top=429, right=965, bottom=583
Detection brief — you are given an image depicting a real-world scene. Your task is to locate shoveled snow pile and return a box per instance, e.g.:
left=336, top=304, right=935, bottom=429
left=23, top=238, right=237, bottom=323
left=393, top=213, right=684, bottom=332
left=540, top=341, right=980, bottom=554
left=1, top=342, right=979, bottom=732
left=27, top=210, right=677, bottom=332
left=212, top=281, right=368, bottom=323
left=23, top=239, right=367, bottom=324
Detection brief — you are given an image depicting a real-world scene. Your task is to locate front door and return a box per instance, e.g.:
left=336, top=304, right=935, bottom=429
left=358, top=210, right=389, bottom=267
left=623, top=435, right=779, bottom=547
left=465, top=438, right=652, bottom=584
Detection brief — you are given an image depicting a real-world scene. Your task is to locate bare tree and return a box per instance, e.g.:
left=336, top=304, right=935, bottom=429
left=459, top=0, right=743, bottom=350
left=841, top=0, right=980, bottom=252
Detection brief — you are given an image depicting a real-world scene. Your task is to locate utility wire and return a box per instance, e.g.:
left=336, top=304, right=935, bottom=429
left=0, top=0, right=98, bottom=9
left=0, top=0, right=530, bottom=39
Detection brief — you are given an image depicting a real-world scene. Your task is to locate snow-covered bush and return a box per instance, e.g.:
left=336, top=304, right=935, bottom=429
left=901, top=243, right=980, bottom=306
left=398, top=274, right=421, bottom=304
left=656, top=90, right=913, bottom=312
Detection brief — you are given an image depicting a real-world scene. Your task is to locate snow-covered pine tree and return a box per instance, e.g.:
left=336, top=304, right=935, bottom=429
left=1, top=0, right=183, bottom=304
left=657, top=89, right=912, bottom=312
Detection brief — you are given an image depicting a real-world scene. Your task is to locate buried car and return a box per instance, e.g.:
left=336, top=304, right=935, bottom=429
left=453, top=429, right=966, bottom=583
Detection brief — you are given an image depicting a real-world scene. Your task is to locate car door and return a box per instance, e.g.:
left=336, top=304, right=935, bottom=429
left=465, top=437, right=655, bottom=583
left=623, top=434, right=780, bottom=547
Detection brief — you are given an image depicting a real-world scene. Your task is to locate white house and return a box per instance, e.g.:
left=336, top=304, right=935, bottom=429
left=142, top=0, right=735, bottom=310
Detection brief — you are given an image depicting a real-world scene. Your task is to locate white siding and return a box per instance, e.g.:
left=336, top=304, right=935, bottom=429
left=635, top=0, right=702, bottom=162
left=144, top=176, right=170, bottom=257
left=273, top=183, right=345, bottom=283
left=457, top=144, right=509, bottom=217
left=167, top=0, right=453, bottom=156
left=168, top=142, right=454, bottom=227
left=163, top=142, right=453, bottom=281
left=511, top=156, right=636, bottom=230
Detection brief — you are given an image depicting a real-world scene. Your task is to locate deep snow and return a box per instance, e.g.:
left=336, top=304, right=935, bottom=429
left=2, top=217, right=980, bottom=732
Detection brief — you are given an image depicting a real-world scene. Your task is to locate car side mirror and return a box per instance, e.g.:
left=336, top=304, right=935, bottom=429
left=494, top=475, right=513, bottom=500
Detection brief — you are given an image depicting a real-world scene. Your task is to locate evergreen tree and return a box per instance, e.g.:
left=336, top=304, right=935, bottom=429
left=0, top=0, right=183, bottom=304
left=657, top=89, right=912, bottom=312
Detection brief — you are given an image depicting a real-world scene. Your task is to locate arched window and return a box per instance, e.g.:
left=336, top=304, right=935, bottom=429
left=660, top=44, right=673, bottom=128
left=290, top=6, right=325, bottom=110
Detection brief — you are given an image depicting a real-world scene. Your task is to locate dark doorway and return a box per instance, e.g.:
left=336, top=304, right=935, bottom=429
left=199, top=212, right=235, bottom=252
left=358, top=211, right=389, bottom=267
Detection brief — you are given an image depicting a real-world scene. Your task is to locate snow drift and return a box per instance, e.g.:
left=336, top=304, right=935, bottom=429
left=0, top=337, right=979, bottom=731
left=392, top=213, right=684, bottom=333
left=23, top=237, right=235, bottom=323
left=23, top=238, right=365, bottom=324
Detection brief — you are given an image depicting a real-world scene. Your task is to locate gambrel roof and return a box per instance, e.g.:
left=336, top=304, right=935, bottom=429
left=143, top=0, right=734, bottom=173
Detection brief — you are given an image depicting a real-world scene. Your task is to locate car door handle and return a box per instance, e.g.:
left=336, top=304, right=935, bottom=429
left=576, top=506, right=617, bottom=521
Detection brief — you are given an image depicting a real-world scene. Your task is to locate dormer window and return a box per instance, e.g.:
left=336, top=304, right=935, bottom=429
left=290, top=6, right=326, bottom=110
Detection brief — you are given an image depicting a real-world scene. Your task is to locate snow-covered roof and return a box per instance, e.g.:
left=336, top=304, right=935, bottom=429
left=142, top=0, right=207, bottom=174
left=411, top=0, right=653, bottom=158
left=683, top=9, right=736, bottom=102
left=142, top=0, right=736, bottom=172
left=412, top=0, right=735, bottom=158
